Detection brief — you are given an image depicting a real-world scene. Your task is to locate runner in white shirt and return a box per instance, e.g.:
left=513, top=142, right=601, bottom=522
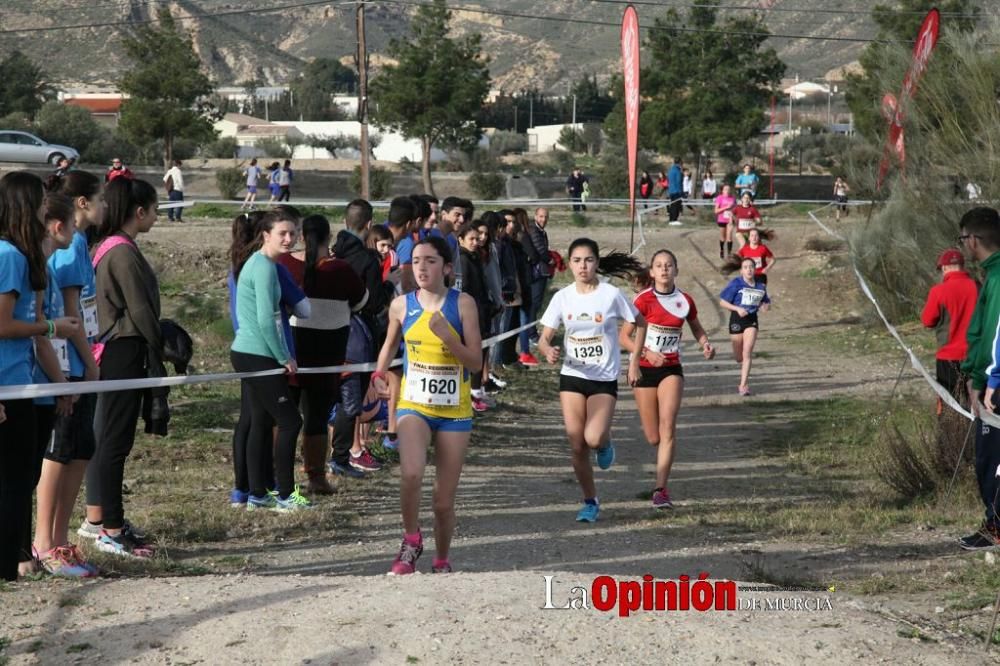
left=537, top=238, right=647, bottom=523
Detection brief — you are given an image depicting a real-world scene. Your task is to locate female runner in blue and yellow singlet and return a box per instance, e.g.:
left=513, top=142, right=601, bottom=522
left=371, top=236, right=482, bottom=576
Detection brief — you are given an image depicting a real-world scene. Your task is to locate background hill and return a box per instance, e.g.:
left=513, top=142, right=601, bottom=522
left=1, top=0, right=880, bottom=89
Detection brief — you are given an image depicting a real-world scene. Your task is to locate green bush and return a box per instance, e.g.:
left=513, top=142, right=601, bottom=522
left=589, top=143, right=628, bottom=199
left=216, top=167, right=244, bottom=200
left=549, top=149, right=575, bottom=175
left=350, top=166, right=393, bottom=200
left=202, top=136, right=239, bottom=159
left=489, top=130, right=527, bottom=156
left=468, top=172, right=506, bottom=200
left=0, top=112, right=32, bottom=132
left=558, top=126, right=587, bottom=154
left=35, top=102, right=105, bottom=159
left=253, top=137, right=292, bottom=159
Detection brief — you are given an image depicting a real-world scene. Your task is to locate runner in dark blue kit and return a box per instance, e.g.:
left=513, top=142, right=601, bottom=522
left=719, top=257, right=770, bottom=396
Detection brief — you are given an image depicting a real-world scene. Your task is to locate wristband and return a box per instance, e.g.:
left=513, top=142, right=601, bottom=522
left=371, top=370, right=387, bottom=383
left=46, top=319, right=55, bottom=338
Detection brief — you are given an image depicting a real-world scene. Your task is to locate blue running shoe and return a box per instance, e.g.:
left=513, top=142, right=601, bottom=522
left=596, top=442, right=615, bottom=470
left=382, top=434, right=398, bottom=451
left=229, top=489, right=249, bottom=508
left=246, top=493, right=278, bottom=511
left=576, top=502, right=600, bottom=523
left=275, top=486, right=313, bottom=512
left=329, top=460, right=366, bottom=478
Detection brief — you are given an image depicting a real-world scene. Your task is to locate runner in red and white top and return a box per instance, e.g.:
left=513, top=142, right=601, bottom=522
left=736, top=229, right=775, bottom=284
left=731, top=192, right=762, bottom=250
left=621, top=250, right=714, bottom=509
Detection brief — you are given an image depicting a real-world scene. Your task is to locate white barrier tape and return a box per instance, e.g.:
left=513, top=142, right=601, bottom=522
left=157, top=201, right=196, bottom=210
left=188, top=197, right=881, bottom=210
left=0, top=319, right=539, bottom=401
left=806, top=208, right=1000, bottom=429
left=806, top=205, right=846, bottom=240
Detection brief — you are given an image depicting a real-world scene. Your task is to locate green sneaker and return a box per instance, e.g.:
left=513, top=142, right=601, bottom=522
left=275, top=486, right=313, bottom=512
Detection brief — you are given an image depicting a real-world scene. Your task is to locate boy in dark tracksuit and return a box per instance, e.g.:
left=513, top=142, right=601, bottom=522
left=958, top=208, right=1000, bottom=549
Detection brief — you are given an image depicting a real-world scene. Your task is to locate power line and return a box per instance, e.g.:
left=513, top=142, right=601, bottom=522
left=0, top=0, right=989, bottom=56
left=378, top=0, right=919, bottom=45
left=0, top=0, right=358, bottom=34
left=585, top=0, right=981, bottom=19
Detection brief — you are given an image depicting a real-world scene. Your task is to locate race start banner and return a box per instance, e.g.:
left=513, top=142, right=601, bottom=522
left=877, top=7, right=940, bottom=190
left=621, top=4, right=640, bottom=251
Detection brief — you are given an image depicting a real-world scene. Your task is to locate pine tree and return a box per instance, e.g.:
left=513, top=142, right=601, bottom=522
left=370, top=0, right=490, bottom=194
left=118, top=8, right=217, bottom=166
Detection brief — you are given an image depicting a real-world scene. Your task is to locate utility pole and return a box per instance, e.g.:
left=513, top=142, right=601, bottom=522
left=356, top=0, right=371, bottom=199
left=572, top=94, right=577, bottom=126
left=529, top=95, right=533, bottom=129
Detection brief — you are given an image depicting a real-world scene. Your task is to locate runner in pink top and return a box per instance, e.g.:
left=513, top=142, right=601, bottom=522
left=713, top=185, right=736, bottom=259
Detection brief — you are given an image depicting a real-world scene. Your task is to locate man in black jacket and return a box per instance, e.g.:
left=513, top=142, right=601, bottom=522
left=523, top=206, right=554, bottom=347
left=332, top=199, right=392, bottom=333
left=330, top=199, right=395, bottom=476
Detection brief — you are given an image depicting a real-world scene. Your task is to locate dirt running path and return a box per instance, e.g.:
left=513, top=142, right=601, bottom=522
left=1, top=215, right=985, bottom=664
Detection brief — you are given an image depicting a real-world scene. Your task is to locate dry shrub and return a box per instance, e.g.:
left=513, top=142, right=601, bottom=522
left=849, top=27, right=1000, bottom=322
left=804, top=237, right=846, bottom=253
left=929, top=395, right=976, bottom=481
left=875, top=422, right=938, bottom=500
left=875, top=392, right=976, bottom=500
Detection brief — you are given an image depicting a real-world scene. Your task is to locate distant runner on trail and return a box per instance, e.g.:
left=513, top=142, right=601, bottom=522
left=241, top=159, right=262, bottom=211
left=622, top=249, right=714, bottom=509
left=719, top=257, right=770, bottom=396
left=537, top=239, right=646, bottom=523
left=737, top=229, right=776, bottom=285
left=370, top=236, right=482, bottom=575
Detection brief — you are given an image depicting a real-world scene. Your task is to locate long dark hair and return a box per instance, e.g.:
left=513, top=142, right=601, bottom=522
left=48, top=170, right=101, bottom=202
left=301, top=214, right=331, bottom=292
left=230, top=211, right=266, bottom=279
left=512, top=207, right=530, bottom=241
left=42, top=192, right=74, bottom=227
left=635, top=249, right=678, bottom=291
left=415, top=235, right=453, bottom=265
left=97, top=177, right=157, bottom=242
left=568, top=238, right=645, bottom=281
left=0, top=172, right=47, bottom=290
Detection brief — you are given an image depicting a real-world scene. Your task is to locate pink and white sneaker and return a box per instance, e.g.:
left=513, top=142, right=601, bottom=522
left=350, top=448, right=383, bottom=472
left=390, top=535, right=423, bottom=575
left=651, top=488, right=674, bottom=509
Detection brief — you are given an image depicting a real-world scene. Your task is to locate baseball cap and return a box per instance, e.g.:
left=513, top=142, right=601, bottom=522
left=937, top=249, right=965, bottom=268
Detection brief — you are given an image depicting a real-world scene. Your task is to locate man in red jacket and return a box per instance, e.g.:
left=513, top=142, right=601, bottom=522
left=921, top=248, right=979, bottom=400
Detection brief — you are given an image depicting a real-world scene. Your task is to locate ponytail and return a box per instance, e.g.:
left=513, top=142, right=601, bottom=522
left=230, top=211, right=265, bottom=279
left=567, top=237, right=645, bottom=283
left=49, top=170, right=101, bottom=201
left=301, top=214, right=331, bottom=291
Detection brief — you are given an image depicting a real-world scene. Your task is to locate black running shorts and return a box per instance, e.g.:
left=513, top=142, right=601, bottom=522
left=636, top=364, right=684, bottom=388
left=45, top=379, right=97, bottom=463
left=729, top=311, right=759, bottom=334
left=559, top=374, right=618, bottom=398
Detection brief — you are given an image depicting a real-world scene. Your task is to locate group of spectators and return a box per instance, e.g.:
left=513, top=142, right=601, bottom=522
left=920, top=207, right=1000, bottom=551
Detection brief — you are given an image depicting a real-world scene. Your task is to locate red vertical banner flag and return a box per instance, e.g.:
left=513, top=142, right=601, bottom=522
left=621, top=4, right=640, bottom=251
left=877, top=8, right=940, bottom=190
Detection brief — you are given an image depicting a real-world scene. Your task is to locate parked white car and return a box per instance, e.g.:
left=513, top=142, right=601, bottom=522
left=0, top=131, right=79, bottom=165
